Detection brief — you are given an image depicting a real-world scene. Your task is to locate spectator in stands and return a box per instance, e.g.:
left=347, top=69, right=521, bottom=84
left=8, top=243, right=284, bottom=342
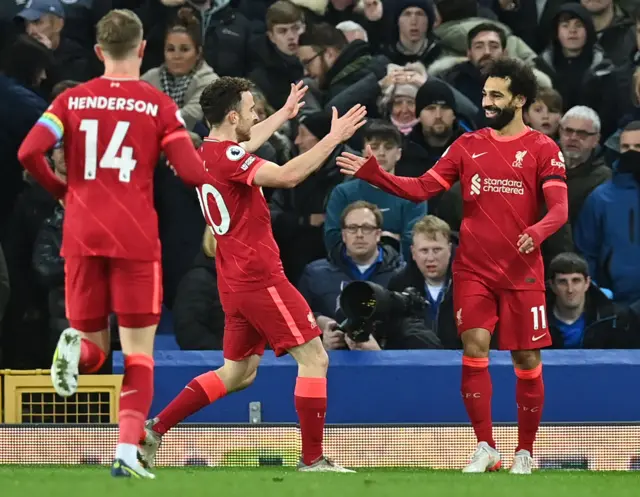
left=524, top=88, right=563, bottom=140
left=324, top=120, right=426, bottom=261
left=541, top=3, right=614, bottom=112
left=154, top=132, right=206, bottom=309
left=142, top=8, right=218, bottom=131
left=172, top=229, right=225, bottom=350
left=430, top=23, right=553, bottom=113
left=248, top=1, right=305, bottom=110
left=377, top=62, right=426, bottom=135
left=547, top=252, right=640, bottom=348
left=432, top=0, right=554, bottom=79
left=0, top=34, right=51, bottom=240
left=16, top=0, right=96, bottom=94
left=580, top=0, right=635, bottom=66
left=583, top=7, right=640, bottom=144
left=396, top=80, right=468, bottom=216
left=31, top=136, right=67, bottom=356
left=388, top=215, right=458, bottom=349
left=270, top=110, right=355, bottom=284
left=139, top=0, right=253, bottom=77
left=382, top=0, right=442, bottom=68
left=297, top=22, right=389, bottom=116
left=558, top=106, right=612, bottom=225
left=575, top=120, right=640, bottom=305
left=298, top=201, right=404, bottom=350
left=336, top=20, right=368, bottom=43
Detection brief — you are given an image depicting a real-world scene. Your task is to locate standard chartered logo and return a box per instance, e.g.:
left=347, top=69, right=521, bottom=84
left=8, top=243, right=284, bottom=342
left=469, top=174, right=524, bottom=196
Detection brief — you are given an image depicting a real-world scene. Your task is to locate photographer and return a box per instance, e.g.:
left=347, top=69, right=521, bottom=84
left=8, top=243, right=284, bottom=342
left=388, top=215, right=460, bottom=349
left=297, top=200, right=404, bottom=351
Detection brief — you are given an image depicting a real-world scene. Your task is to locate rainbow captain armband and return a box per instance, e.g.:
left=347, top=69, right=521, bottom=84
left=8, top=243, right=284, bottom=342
left=37, top=112, right=64, bottom=141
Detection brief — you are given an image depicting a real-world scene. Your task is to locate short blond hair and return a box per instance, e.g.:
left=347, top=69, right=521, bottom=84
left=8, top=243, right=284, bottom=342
left=202, top=228, right=217, bottom=258
left=96, top=9, right=143, bottom=60
left=412, top=215, right=451, bottom=241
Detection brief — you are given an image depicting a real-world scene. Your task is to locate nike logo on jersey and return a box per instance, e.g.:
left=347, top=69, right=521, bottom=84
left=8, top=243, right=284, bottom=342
left=532, top=333, right=547, bottom=342
left=120, top=389, right=138, bottom=398
left=471, top=152, right=487, bottom=159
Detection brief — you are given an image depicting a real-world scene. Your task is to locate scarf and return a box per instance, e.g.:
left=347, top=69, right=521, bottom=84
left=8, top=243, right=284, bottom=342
left=159, top=64, right=196, bottom=108
left=391, top=115, right=419, bottom=135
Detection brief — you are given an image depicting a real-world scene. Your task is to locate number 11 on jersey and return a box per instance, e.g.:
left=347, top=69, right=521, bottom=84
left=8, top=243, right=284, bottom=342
left=530, top=305, right=547, bottom=331
left=80, top=119, right=137, bottom=182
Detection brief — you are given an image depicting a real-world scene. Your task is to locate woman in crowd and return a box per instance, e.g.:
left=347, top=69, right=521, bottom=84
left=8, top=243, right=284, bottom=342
left=142, top=7, right=218, bottom=131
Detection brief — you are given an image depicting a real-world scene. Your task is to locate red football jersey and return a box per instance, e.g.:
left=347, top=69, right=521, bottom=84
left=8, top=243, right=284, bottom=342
left=196, top=139, right=287, bottom=293
left=41, top=77, right=188, bottom=261
left=431, top=127, right=566, bottom=290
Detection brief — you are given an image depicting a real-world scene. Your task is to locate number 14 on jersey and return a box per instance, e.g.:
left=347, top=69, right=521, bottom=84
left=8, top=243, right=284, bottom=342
left=80, top=119, right=137, bottom=182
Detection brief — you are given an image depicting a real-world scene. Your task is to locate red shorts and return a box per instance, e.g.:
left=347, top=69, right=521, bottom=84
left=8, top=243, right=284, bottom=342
left=64, top=256, right=162, bottom=332
left=453, top=278, right=551, bottom=350
left=220, top=279, right=321, bottom=361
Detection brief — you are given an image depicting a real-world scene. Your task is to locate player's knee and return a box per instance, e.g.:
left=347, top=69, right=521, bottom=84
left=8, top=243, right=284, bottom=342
left=69, top=317, right=109, bottom=334
left=461, top=328, right=491, bottom=358
left=289, top=338, right=329, bottom=375
left=511, top=350, right=541, bottom=370
left=239, top=369, right=257, bottom=390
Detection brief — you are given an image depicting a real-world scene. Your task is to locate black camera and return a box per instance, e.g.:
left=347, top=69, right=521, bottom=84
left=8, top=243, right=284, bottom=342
left=337, top=281, right=426, bottom=342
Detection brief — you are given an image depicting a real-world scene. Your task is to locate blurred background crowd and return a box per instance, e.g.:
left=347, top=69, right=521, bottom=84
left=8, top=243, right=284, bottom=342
left=1, top=0, right=640, bottom=370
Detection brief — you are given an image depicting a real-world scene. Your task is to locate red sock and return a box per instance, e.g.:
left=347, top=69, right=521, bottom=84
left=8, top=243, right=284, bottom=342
left=153, top=371, right=227, bottom=436
left=461, top=356, right=495, bottom=448
left=119, top=354, right=154, bottom=445
left=79, top=338, right=106, bottom=373
left=294, top=377, right=327, bottom=466
left=515, top=364, right=544, bottom=454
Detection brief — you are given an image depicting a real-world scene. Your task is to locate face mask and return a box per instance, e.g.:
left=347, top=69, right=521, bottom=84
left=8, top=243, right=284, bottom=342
left=618, top=150, right=640, bottom=173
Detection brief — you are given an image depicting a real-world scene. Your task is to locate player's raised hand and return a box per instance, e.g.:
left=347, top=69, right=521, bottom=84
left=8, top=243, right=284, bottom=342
left=336, top=147, right=371, bottom=176
left=328, top=105, right=368, bottom=143
left=283, top=81, right=308, bottom=119
left=517, top=232, right=535, bottom=254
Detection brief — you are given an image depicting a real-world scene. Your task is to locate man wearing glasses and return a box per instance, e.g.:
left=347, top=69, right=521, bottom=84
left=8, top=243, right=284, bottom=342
left=297, top=201, right=404, bottom=350
left=557, top=105, right=611, bottom=224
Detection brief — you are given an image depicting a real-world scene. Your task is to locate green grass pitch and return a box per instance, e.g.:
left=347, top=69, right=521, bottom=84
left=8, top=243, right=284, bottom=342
left=1, top=467, right=639, bottom=497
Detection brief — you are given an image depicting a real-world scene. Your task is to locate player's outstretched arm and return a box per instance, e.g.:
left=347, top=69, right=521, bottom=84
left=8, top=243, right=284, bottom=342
left=240, top=81, right=308, bottom=153
left=18, top=122, right=67, bottom=199
left=252, top=104, right=367, bottom=189
left=337, top=145, right=457, bottom=203
left=517, top=180, right=568, bottom=254
left=162, top=130, right=207, bottom=186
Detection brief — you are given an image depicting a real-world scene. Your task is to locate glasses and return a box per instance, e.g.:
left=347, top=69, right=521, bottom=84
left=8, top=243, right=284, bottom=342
left=343, top=224, right=379, bottom=235
left=301, top=50, right=324, bottom=68
left=560, top=126, right=597, bottom=139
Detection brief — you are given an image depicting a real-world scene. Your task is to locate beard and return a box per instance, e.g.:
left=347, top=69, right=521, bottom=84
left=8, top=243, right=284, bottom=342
left=236, top=123, right=252, bottom=143
left=484, top=104, right=516, bottom=130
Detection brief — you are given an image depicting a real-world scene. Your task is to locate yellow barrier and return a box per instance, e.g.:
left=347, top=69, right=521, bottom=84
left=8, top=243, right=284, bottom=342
left=0, top=370, right=123, bottom=423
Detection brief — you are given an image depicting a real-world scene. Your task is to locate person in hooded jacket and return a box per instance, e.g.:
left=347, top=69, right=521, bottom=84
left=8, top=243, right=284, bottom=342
left=541, top=3, right=615, bottom=112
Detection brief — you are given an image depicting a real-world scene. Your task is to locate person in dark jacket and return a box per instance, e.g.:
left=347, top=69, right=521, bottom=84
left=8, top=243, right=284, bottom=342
left=580, top=0, right=635, bottom=66
left=298, top=201, right=405, bottom=350
left=540, top=3, right=615, bottom=112
left=574, top=121, right=640, bottom=304
left=172, top=229, right=225, bottom=350
left=247, top=0, right=305, bottom=110
left=270, top=110, right=353, bottom=283
left=16, top=0, right=98, bottom=95
left=382, top=0, right=442, bottom=68
left=297, top=23, right=390, bottom=115
left=0, top=34, right=51, bottom=239
left=0, top=243, right=9, bottom=351
left=546, top=252, right=640, bottom=348
left=387, top=215, right=459, bottom=349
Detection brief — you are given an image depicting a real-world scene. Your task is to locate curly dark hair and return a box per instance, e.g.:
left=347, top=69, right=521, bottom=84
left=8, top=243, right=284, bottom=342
left=485, top=57, right=538, bottom=111
left=200, top=76, right=254, bottom=126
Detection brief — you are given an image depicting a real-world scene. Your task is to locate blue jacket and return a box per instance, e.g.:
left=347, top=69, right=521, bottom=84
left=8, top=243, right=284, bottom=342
left=574, top=164, right=640, bottom=304
left=297, top=244, right=404, bottom=320
left=323, top=178, right=427, bottom=262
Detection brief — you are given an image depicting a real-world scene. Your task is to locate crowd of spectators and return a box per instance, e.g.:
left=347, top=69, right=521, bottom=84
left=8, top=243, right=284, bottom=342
left=1, top=0, right=640, bottom=368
